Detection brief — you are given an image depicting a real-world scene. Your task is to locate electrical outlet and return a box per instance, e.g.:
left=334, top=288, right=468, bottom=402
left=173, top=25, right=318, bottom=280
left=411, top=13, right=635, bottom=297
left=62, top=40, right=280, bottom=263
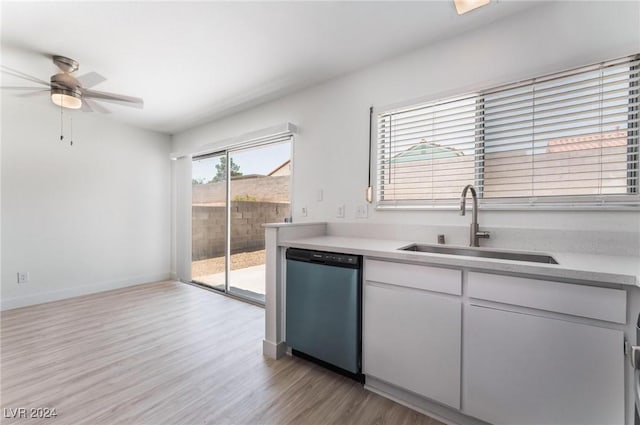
left=336, top=204, right=345, bottom=218
left=301, top=206, right=308, bottom=217
left=356, top=204, right=368, bottom=219
left=17, top=272, right=29, bottom=284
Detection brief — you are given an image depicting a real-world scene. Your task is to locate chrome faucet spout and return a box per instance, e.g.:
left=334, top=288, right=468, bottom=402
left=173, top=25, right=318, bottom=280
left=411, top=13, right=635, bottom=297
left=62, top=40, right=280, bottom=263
left=460, top=184, right=475, bottom=216
left=459, top=184, right=489, bottom=247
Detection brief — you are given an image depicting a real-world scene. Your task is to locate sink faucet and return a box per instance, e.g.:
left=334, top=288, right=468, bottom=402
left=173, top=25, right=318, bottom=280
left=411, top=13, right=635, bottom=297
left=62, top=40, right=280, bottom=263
left=460, top=184, right=490, bottom=247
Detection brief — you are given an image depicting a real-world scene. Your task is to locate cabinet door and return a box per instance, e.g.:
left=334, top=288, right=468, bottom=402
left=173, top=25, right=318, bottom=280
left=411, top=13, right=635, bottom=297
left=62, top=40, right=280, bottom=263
left=465, top=305, right=624, bottom=425
left=363, top=282, right=461, bottom=409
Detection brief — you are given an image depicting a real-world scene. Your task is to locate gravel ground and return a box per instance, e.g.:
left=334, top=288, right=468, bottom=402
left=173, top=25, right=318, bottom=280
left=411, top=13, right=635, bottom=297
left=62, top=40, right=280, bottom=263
left=192, top=249, right=266, bottom=278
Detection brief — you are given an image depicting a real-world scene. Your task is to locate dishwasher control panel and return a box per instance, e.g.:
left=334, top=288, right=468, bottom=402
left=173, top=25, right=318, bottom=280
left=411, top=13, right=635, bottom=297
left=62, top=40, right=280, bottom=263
left=286, top=248, right=361, bottom=268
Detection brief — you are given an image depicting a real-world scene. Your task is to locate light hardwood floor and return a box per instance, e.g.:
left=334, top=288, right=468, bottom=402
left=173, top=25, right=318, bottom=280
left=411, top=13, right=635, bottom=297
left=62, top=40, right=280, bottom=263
left=1, top=281, right=441, bottom=425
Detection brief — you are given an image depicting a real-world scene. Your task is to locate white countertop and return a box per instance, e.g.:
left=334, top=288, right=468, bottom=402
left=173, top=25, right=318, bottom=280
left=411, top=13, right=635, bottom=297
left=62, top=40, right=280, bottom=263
left=279, top=235, right=640, bottom=287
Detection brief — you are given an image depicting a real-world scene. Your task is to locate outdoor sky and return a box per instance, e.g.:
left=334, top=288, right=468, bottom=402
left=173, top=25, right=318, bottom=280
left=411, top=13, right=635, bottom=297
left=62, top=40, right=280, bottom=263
left=192, top=141, right=291, bottom=182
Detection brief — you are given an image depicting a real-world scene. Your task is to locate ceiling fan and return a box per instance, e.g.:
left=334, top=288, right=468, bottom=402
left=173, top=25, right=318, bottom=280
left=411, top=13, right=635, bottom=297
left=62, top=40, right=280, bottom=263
left=1, top=55, right=143, bottom=113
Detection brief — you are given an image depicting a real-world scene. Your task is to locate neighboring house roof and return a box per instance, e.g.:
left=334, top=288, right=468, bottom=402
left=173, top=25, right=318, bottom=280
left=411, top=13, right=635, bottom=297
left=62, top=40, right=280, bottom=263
left=231, top=174, right=263, bottom=180
left=391, top=141, right=465, bottom=163
left=547, top=129, right=627, bottom=153
left=268, top=159, right=291, bottom=176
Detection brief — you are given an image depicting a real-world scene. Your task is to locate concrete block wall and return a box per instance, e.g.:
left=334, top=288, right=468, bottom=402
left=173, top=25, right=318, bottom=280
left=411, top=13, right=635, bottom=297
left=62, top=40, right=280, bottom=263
left=192, top=201, right=290, bottom=261
left=192, top=175, right=290, bottom=204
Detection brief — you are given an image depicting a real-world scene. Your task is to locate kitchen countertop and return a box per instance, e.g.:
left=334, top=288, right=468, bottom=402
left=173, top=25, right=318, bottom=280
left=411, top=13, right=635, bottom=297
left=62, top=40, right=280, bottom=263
left=279, top=235, right=640, bottom=287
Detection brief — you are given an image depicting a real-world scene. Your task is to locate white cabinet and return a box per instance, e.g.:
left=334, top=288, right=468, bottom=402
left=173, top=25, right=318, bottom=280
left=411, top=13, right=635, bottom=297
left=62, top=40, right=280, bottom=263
left=364, top=281, right=461, bottom=409
left=362, top=262, right=627, bottom=424
left=464, top=305, right=625, bottom=425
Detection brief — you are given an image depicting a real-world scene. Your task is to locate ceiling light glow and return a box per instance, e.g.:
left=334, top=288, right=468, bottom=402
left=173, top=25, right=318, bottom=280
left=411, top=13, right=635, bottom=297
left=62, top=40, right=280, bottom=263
left=454, top=0, right=490, bottom=15
left=51, top=88, right=82, bottom=110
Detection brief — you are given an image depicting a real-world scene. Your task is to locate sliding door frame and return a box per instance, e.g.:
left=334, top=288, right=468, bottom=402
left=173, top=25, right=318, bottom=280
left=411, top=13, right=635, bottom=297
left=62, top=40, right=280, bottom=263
left=190, top=136, right=293, bottom=305
left=224, top=151, right=232, bottom=294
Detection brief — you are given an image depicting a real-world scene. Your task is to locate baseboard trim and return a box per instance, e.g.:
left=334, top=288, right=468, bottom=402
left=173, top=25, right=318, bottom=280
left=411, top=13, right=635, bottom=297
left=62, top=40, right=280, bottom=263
left=1, top=272, right=172, bottom=311
left=263, top=339, right=287, bottom=359
left=365, top=376, right=490, bottom=425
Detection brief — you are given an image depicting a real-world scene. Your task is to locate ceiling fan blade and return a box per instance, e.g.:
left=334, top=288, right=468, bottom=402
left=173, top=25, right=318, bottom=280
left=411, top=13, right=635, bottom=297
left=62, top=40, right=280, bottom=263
left=84, top=98, right=111, bottom=114
left=1, top=65, right=50, bottom=87
left=82, top=88, right=143, bottom=109
left=17, top=89, right=50, bottom=98
left=2, top=86, right=49, bottom=97
left=80, top=99, right=94, bottom=112
left=76, top=71, right=106, bottom=89
left=0, top=86, right=48, bottom=90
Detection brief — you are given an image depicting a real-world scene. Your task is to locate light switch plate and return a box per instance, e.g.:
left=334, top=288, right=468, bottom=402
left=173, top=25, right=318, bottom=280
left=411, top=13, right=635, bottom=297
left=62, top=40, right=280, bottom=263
left=356, top=204, right=368, bottom=219
left=301, top=206, right=308, bottom=217
left=17, top=272, right=29, bottom=284
left=336, top=204, right=345, bottom=218
left=317, top=189, right=323, bottom=202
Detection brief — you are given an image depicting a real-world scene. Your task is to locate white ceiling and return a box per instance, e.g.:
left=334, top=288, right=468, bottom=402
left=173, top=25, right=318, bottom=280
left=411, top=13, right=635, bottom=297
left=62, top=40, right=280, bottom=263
left=1, top=1, right=541, bottom=135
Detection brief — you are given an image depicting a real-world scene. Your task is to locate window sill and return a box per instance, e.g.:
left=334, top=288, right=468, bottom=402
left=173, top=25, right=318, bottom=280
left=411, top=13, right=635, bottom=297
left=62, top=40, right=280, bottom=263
left=375, top=203, right=640, bottom=212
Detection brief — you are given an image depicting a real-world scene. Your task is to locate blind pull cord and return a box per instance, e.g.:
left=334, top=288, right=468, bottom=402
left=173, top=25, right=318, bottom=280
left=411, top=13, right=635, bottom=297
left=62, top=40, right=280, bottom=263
left=366, top=106, right=373, bottom=203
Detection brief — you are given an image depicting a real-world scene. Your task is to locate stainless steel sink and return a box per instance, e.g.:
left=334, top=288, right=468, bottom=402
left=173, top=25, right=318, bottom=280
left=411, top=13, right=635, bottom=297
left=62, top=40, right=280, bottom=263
left=399, top=244, right=558, bottom=264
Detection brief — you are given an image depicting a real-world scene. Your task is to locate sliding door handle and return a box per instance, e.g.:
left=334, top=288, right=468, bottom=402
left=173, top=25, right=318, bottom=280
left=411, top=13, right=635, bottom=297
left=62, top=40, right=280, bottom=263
left=631, top=345, right=640, bottom=369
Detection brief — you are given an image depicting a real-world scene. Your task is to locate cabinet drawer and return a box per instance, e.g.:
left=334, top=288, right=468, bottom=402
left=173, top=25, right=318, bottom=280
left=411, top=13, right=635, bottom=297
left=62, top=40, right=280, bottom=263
left=365, top=259, right=461, bottom=295
left=468, top=272, right=626, bottom=324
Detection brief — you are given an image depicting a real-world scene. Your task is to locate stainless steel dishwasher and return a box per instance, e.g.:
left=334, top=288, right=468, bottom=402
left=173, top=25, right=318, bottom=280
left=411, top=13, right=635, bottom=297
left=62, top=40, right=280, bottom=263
left=285, top=248, right=363, bottom=381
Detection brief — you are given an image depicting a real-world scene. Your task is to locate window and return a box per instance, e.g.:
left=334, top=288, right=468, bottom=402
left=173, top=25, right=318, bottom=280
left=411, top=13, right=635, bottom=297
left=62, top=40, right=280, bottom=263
left=377, top=55, right=640, bottom=208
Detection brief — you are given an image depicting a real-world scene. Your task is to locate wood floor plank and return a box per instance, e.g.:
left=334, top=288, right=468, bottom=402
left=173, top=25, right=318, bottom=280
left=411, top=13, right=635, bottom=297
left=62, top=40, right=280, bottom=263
left=1, top=281, right=441, bottom=425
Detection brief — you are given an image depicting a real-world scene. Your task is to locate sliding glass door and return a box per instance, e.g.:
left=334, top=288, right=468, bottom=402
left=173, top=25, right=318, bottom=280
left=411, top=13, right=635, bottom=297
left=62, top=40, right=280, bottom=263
left=191, top=139, right=291, bottom=304
left=227, top=142, right=291, bottom=302
left=191, top=152, right=227, bottom=291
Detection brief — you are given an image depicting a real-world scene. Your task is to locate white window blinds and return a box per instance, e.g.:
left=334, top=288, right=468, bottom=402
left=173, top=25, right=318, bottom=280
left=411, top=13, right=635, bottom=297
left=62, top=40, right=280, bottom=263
left=377, top=55, right=640, bottom=208
left=377, top=95, right=479, bottom=205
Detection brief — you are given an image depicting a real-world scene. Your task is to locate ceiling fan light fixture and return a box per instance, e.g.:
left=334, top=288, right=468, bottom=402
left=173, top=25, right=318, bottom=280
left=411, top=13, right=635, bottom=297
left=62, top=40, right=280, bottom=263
left=454, top=0, right=490, bottom=15
left=51, top=88, right=82, bottom=110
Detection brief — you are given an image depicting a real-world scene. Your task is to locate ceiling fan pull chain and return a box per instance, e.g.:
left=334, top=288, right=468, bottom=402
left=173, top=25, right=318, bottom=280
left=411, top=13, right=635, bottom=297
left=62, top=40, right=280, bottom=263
left=60, top=100, right=64, bottom=141
left=70, top=116, right=73, bottom=146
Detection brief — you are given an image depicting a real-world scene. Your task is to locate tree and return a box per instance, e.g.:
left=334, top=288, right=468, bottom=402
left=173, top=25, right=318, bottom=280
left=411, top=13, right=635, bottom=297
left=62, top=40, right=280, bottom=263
left=212, top=157, right=242, bottom=182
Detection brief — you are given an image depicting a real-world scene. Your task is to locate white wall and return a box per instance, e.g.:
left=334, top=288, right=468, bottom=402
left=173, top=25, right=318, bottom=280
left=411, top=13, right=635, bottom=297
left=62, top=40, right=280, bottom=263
left=1, top=93, right=172, bottom=310
left=172, top=1, right=640, bottom=237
